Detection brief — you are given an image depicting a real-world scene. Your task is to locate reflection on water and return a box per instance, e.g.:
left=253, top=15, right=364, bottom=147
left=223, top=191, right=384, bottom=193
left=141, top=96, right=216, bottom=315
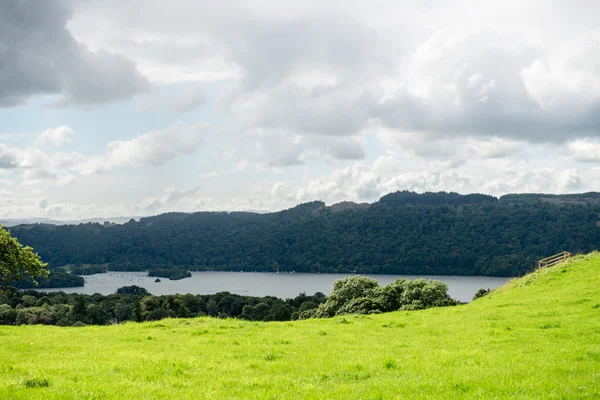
left=35, top=271, right=510, bottom=302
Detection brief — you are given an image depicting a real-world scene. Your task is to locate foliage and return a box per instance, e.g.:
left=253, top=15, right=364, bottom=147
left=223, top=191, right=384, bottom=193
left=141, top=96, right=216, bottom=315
left=0, top=254, right=599, bottom=398
left=70, top=264, right=107, bottom=275
left=0, top=287, right=327, bottom=326
left=148, top=266, right=191, bottom=280
left=10, top=271, right=84, bottom=289
left=0, top=225, right=48, bottom=285
left=302, top=276, right=457, bottom=319
left=116, top=285, right=150, bottom=295
left=473, top=288, right=492, bottom=300
left=0, top=274, right=455, bottom=326
left=9, top=191, right=600, bottom=277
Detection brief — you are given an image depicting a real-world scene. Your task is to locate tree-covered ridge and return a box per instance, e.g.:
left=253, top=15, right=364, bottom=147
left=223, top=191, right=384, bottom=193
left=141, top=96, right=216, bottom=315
left=9, top=191, right=600, bottom=277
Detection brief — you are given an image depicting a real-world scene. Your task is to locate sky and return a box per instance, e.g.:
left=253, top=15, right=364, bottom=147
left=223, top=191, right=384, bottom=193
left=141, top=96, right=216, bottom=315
left=2, top=0, right=600, bottom=219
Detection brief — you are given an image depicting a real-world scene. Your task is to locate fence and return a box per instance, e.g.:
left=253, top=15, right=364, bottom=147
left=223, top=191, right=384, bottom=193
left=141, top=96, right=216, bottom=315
left=537, top=251, right=572, bottom=269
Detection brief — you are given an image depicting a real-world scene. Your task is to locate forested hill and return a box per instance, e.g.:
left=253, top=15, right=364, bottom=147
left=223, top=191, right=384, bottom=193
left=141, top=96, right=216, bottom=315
left=9, top=191, right=600, bottom=277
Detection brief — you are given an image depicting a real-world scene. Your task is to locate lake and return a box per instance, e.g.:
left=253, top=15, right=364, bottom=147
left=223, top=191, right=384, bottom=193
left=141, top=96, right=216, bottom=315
left=36, top=272, right=510, bottom=302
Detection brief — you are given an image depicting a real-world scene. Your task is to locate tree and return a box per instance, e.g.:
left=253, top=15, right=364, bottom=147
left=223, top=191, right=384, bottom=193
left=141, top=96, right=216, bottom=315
left=0, top=225, right=48, bottom=285
left=314, top=276, right=380, bottom=317
left=87, top=304, right=110, bottom=325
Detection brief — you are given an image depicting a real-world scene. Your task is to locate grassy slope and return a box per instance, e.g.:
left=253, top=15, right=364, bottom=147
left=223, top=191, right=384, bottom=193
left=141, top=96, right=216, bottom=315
left=1, top=254, right=600, bottom=399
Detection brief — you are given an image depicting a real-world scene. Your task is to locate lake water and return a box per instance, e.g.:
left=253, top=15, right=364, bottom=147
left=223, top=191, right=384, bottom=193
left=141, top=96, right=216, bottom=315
left=36, top=272, right=510, bottom=302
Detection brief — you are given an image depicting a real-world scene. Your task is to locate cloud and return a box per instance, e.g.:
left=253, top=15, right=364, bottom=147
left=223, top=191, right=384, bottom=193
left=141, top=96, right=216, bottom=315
left=65, top=1, right=600, bottom=151
left=0, top=145, right=76, bottom=186
left=201, top=171, right=219, bottom=178
left=34, top=126, right=75, bottom=147
left=172, top=86, right=206, bottom=113
left=0, top=122, right=210, bottom=188
left=0, top=0, right=149, bottom=107
left=5, top=0, right=600, bottom=220
left=566, top=139, right=600, bottom=162
left=296, top=165, right=381, bottom=203
left=78, top=122, right=209, bottom=174
left=234, top=130, right=366, bottom=169
left=137, top=84, right=206, bottom=113
left=521, top=33, right=600, bottom=115
left=105, top=123, right=207, bottom=167
left=0, top=145, right=20, bottom=169
left=135, top=186, right=210, bottom=213
left=65, top=2, right=600, bottom=145
left=377, top=129, right=525, bottom=160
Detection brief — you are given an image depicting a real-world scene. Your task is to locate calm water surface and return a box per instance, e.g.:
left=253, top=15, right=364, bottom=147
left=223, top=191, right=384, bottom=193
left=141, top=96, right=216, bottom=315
left=37, top=272, right=509, bottom=302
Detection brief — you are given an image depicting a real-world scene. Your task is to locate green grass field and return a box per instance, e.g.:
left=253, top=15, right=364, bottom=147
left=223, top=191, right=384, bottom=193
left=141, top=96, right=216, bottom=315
left=1, top=253, right=600, bottom=399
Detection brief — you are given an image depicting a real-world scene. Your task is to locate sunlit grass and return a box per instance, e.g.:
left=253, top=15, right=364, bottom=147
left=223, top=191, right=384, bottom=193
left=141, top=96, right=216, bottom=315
left=1, top=253, right=600, bottom=399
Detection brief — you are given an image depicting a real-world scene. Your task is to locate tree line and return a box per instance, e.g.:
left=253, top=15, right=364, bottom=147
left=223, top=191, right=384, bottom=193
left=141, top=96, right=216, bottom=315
left=0, top=274, right=459, bottom=326
left=8, top=191, right=600, bottom=277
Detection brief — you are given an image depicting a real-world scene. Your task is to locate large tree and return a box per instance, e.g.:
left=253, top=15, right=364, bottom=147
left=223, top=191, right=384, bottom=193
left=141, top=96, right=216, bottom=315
left=0, top=225, right=48, bottom=285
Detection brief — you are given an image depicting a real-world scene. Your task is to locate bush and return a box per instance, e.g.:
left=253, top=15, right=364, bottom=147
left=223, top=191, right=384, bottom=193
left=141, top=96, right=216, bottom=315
left=304, top=276, right=458, bottom=319
left=473, top=288, right=492, bottom=300
left=0, top=304, right=17, bottom=324
left=116, top=286, right=150, bottom=296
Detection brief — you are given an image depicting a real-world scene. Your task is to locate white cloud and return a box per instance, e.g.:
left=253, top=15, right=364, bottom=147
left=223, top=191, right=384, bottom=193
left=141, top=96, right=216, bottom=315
left=0, top=123, right=210, bottom=187
left=77, top=122, right=209, bottom=174
left=34, top=126, right=75, bottom=147
left=106, top=123, right=207, bottom=167
left=135, top=186, right=211, bottom=213
left=296, top=165, right=381, bottom=203
left=521, top=33, right=600, bottom=114
left=566, top=139, right=600, bottom=162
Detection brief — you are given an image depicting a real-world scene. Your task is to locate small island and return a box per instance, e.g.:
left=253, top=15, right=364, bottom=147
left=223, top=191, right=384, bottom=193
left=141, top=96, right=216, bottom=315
left=148, top=266, right=191, bottom=281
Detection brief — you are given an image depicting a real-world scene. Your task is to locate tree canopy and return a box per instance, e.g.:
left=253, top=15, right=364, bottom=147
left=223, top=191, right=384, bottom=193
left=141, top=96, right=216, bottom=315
left=0, top=225, right=48, bottom=285
left=8, top=191, right=600, bottom=277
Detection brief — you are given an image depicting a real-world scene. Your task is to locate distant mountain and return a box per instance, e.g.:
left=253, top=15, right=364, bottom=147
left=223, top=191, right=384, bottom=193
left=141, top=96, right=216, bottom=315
left=8, top=191, right=600, bottom=277
left=0, top=216, right=141, bottom=227
left=0, top=209, right=275, bottom=228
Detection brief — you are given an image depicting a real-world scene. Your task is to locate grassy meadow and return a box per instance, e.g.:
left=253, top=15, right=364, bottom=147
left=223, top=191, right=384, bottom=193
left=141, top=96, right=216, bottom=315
left=1, top=253, right=600, bottom=399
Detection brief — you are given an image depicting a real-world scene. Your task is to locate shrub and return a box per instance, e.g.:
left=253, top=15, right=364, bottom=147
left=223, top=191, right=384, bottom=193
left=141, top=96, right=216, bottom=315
left=473, top=288, right=492, bottom=300
left=305, top=276, right=457, bottom=319
left=0, top=304, right=17, bottom=324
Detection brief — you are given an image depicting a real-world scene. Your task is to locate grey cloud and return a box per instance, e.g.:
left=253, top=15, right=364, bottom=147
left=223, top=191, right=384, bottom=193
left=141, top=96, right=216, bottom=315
left=172, top=87, right=206, bottom=113
left=0, top=145, right=20, bottom=169
left=233, top=84, right=375, bottom=137
left=376, top=31, right=600, bottom=143
left=0, top=0, right=149, bottom=107
left=305, top=136, right=366, bottom=161
left=137, top=84, right=206, bottom=113
left=221, top=15, right=382, bottom=91
left=67, top=1, right=600, bottom=146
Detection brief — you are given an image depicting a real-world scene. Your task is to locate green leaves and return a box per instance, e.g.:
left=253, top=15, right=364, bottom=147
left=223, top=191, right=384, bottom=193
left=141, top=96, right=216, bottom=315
left=0, top=225, right=48, bottom=285
left=302, top=275, right=457, bottom=319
